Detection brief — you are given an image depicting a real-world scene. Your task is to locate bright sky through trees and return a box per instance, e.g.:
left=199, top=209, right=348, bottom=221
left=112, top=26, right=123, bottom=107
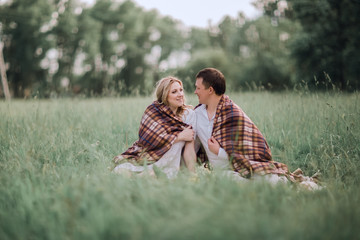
left=82, top=0, right=261, bottom=28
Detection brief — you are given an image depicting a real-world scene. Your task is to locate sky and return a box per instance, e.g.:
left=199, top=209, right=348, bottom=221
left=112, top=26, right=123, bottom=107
left=83, top=0, right=262, bottom=28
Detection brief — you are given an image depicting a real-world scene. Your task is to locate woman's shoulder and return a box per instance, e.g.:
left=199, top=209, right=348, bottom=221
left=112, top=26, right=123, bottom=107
left=144, top=101, right=158, bottom=112
left=182, top=106, right=196, bottom=122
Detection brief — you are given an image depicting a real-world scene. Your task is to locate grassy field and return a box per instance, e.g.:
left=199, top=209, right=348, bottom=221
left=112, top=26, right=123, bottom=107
left=0, top=91, right=359, bottom=239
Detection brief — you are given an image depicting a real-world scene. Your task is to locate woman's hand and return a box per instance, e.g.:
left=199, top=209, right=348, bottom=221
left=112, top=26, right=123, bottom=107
left=176, top=126, right=194, bottom=142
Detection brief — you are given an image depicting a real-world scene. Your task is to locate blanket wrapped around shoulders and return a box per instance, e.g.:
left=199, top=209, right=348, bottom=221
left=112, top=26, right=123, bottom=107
left=114, top=101, right=189, bottom=165
left=209, top=95, right=289, bottom=178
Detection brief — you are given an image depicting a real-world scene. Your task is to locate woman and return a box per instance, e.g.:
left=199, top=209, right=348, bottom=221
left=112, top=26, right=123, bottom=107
left=113, top=76, right=197, bottom=178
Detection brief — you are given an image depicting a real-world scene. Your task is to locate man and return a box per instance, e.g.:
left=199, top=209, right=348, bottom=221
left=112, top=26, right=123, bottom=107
left=194, top=67, right=290, bottom=181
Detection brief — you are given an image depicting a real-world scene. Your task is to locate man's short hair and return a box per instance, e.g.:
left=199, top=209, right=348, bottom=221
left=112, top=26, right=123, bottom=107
left=196, top=68, right=226, bottom=95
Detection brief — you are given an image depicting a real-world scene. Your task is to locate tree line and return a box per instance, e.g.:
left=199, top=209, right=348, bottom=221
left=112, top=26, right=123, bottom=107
left=0, top=0, right=359, bottom=98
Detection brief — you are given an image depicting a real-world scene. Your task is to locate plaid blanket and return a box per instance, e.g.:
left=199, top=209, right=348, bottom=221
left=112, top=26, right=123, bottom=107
left=201, top=95, right=289, bottom=178
left=114, top=101, right=189, bottom=164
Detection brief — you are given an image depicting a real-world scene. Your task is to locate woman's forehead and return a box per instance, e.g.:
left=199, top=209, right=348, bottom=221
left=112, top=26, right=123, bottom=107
left=170, top=81, right=182, bottom=89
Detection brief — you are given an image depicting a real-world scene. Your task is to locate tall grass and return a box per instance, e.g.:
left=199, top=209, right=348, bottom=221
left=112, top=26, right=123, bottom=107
left=0, top=92, right=359, bottom=239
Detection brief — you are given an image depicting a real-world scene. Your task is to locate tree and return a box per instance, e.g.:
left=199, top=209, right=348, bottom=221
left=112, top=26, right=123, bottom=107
left=175, top=48, right=231, bottom=92
left=253, top=0, right=294, bottom=20
left=228, top=14, right=298, bottom=90
left=0, top=0, right=54, bottom=97
left=51, top=0, right=85, bottom=95
left=114, top=0, right=156, bottom=95
left=287, top=0, right=360, bottom=90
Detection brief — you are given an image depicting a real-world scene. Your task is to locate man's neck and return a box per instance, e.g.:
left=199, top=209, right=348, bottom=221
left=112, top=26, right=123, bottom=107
left=206, top=94, right=223, bottom=113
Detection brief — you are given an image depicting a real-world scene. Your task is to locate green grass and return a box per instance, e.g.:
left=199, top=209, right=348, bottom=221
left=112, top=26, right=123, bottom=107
left=0, top=92, right=359, bottom=240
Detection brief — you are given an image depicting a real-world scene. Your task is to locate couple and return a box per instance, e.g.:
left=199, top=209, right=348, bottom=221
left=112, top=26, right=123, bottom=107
left=113, top=68, right=320, bottom=188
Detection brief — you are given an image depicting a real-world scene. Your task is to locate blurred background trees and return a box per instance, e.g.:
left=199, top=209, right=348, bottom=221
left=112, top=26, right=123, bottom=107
left=287, top=0, right=360, bottom=90
left=0, top=0, right=359, bottom=98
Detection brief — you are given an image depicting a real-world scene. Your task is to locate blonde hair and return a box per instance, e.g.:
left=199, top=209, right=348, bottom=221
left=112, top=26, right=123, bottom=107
left=154, top=76, right=187, bottom=116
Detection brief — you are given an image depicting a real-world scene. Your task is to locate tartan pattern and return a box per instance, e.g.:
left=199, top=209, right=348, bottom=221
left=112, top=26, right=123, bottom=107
left=208, top=95, right=289, bottom=178
left=115, top=101, right=189, bottom=164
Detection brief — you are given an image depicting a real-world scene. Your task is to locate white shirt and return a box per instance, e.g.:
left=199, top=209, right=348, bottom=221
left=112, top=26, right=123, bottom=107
left=194, top=104, right=230, bottom=170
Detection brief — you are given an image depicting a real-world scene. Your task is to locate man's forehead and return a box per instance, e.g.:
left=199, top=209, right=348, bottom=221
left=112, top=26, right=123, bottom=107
left=195, top=77, right=203, bottom=85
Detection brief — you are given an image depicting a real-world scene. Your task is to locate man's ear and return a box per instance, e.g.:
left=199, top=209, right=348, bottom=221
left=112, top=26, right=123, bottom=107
left=208, top=86, right=214, bottom=94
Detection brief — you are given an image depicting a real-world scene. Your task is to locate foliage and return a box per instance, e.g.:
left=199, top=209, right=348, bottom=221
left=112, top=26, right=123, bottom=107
left=175, top=48, right=231, bottom=92
left=0, top=0, right=55, bottom=97
left=177, top=13, right=299, bottom=92
left=0, top=92, right=359, bottom=239
left=228, top=16, right=299, bottom=90
left=287, top=0, right=360, bottom=90
left=1, top=0, right=359, bottom=98
left=0, top=0, right=187, bottom=97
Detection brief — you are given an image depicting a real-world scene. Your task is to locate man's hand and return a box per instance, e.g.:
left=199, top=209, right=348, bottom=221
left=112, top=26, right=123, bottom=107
left=208, top=136, right=220, bottom=155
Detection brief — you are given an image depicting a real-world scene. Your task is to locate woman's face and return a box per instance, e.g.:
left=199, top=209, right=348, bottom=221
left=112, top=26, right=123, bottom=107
left=167, top=81, right=184, bottom=111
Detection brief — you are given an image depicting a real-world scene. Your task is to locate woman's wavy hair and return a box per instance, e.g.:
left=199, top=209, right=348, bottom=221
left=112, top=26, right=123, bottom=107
left=154, top=76, right=188, bottom=116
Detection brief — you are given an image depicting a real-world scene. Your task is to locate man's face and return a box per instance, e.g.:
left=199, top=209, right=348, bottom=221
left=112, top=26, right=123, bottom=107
left=194, top=77, right=209, bottom=104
